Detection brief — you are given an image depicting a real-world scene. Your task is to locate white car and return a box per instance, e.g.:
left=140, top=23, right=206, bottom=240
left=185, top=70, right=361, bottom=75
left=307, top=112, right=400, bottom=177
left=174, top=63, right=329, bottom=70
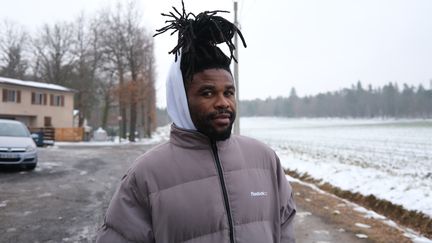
left=0, top=119, right=38, bottom=170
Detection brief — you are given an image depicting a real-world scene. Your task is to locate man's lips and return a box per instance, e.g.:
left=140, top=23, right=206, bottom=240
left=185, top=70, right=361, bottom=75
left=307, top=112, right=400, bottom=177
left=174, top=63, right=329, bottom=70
left=212, top=113, right=231, bottom=125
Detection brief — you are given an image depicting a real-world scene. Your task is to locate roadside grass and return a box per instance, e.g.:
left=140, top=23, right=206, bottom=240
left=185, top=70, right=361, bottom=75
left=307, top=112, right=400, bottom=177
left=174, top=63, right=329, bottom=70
left=286, top=169, right=432, bottom=239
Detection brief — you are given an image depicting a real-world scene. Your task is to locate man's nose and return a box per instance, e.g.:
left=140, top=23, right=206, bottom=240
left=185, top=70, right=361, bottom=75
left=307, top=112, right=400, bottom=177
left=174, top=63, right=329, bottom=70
left=214, top=93, right=230, bottom=109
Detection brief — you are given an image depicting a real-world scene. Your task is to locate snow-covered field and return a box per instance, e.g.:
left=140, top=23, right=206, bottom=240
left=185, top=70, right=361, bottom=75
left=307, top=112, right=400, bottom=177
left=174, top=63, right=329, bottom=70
left=241, top=117, right=432, bottom=218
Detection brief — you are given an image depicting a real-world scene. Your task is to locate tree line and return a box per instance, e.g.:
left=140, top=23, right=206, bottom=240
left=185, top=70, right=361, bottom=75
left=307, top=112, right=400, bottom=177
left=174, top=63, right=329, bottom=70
left=0, top=1, right=156, bottom=141
left=240, top=81, right=432, bottom=118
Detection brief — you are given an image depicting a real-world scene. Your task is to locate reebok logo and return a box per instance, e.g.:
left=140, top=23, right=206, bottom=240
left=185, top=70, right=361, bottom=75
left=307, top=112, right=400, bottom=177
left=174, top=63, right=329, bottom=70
left=250, top=191, right=268, bottom=197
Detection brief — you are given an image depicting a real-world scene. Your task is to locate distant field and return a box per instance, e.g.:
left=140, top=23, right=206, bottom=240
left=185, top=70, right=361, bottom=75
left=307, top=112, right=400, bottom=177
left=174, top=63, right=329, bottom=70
left=241, top=117, right=432, bottom=217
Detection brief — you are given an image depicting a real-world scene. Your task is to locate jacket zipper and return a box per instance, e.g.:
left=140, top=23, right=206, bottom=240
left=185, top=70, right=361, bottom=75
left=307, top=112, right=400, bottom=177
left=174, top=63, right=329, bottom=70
left=210, top=140, right=235, bottom=243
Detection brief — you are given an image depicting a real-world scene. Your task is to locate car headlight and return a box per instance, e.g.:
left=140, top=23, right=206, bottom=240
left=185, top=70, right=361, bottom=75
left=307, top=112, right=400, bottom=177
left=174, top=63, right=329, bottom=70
left=26, top=145, right=36, bottom=152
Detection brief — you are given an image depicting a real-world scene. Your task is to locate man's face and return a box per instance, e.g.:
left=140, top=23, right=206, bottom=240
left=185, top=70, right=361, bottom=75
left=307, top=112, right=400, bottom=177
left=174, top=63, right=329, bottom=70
left=186, top=68, right=236, bottom=141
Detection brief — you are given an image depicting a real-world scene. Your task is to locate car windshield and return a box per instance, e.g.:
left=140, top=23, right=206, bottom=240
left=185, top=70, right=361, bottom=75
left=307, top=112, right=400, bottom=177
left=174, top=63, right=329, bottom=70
left=0, top=123, right=30, bottom=137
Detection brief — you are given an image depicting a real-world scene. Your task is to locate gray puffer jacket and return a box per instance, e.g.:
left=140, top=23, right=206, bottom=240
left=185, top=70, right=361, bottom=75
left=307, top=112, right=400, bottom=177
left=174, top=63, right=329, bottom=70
left=96, top=124, right=296, bottom=243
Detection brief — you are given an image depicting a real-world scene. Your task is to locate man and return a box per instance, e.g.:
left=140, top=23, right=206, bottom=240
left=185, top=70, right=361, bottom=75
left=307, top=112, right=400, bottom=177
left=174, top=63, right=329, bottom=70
left=96, top=3, right=296, bottom=243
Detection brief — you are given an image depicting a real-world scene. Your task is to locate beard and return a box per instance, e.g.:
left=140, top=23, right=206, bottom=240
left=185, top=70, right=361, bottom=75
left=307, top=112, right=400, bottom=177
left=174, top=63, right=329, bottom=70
left=194, top=109, right=236, bottom=141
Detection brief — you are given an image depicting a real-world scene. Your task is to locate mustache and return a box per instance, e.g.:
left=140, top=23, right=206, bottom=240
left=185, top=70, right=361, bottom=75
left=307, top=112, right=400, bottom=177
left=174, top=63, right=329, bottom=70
left=208, top=108, right=234, bottom=119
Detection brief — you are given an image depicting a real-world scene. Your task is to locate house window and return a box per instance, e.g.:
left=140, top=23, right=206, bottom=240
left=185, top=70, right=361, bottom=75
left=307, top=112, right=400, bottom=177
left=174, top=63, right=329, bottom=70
left=2, top=89, right=21, bottom=103
left=50, top=94, right=65, bottom=107
left=31, top=92, right=47, bottom=105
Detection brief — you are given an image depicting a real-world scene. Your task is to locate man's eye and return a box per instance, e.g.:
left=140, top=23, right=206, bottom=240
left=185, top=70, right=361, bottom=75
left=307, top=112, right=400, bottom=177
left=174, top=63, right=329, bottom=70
left=225, top=91, right=235, bottom=97
left=202, top=91, right=212, bottom=97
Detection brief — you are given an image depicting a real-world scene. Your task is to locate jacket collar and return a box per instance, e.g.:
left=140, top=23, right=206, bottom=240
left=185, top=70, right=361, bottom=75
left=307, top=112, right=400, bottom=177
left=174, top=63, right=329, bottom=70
left=169, top=123, right=233, bottom=150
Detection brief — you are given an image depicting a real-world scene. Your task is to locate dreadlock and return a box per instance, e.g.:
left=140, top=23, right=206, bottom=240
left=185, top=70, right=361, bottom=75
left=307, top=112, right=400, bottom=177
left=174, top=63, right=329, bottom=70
left=153, top=0, right=247, bottom=84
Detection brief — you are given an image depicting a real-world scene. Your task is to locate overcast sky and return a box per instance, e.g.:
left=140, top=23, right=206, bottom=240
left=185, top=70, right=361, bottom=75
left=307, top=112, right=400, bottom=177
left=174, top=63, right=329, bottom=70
left=1, top=0, right=432, bottom=107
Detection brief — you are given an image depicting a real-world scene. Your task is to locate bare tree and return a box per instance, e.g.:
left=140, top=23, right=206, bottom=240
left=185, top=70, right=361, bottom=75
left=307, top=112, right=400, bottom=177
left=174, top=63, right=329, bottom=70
left=97, top=5, right=129, bottom=139
left=122, top=1, right=152, bottom=141
left=97, top=1, right=156, bottom=141
left=70, top=15, right=103, bottom=127
left=32, top=22, right=75, bottom=85
left=0, top=20, right=29, bottom=79
left=98, top=69, right=117, bottom=130
left=139, top=39, right=156, bottom=138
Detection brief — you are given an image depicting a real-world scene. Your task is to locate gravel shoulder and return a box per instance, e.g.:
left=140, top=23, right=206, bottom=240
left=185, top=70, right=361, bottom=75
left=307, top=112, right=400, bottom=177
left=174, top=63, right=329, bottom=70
left=290, top=176, right=428, bottom=243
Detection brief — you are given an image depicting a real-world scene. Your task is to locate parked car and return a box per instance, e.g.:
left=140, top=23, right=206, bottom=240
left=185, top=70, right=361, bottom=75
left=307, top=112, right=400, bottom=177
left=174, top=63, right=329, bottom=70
left=0, top=119, right=38, bottom=170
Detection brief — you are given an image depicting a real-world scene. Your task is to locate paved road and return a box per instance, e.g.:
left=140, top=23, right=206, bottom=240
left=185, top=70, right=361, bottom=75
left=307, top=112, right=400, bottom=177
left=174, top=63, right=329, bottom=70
left=0, top=144, right=151, bottom=243
left=1, top=144, right=371, bottom=243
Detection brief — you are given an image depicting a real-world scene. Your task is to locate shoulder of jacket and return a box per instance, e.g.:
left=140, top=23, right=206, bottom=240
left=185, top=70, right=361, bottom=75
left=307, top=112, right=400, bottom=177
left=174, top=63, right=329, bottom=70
left=130, top=141, right=172, bottom=170
left=234, top=135, right=274, bottom=152
left=123, top=141, right=173, bottom=188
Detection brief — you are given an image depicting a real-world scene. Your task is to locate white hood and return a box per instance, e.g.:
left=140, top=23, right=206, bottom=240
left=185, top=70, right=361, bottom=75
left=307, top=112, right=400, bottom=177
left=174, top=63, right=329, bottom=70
left=166, top=55, right=197, bottom=131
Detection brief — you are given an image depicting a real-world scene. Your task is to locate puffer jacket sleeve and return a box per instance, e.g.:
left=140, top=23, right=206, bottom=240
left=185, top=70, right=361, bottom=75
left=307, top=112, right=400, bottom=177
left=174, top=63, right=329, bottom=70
left=96, top=169, right=154, bottom=243
left=276, top=153, right=297, bottom=243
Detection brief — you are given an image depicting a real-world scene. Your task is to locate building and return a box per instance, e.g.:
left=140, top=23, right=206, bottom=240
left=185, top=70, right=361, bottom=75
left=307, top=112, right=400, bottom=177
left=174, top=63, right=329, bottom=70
left=0, top=76, right=75, bottom=128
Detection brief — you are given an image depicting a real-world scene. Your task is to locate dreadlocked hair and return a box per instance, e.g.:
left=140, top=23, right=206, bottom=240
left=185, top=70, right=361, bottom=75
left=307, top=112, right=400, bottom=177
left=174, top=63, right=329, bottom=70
left=153, top=0, right=247, bottom=84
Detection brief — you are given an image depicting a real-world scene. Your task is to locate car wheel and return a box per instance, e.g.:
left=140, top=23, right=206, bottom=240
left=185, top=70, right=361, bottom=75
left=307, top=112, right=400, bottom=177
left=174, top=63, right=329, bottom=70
left=25, top=164, right=37, bottom=171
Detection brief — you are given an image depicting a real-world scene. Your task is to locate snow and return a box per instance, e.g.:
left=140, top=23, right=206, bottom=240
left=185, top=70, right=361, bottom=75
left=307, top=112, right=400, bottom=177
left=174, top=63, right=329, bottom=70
left=0, top=76, right=74, bottom=92
left=296, top=211, right=312, bottom=218
left=353, top=206, right=386, bottom=220
left=244, top=117, right=432, bottom=241
left=409, top=235, right=432, bottom=243
left=0, top=200, right=8, bottom=208
left=355, top=234, right=368, bottom=239
left=37, top=193, right=52, bottom=198
left=54, top=124, right=171, bottom=147
left=6, top=228, right=16, bottom=233
left=354, top=223, right=371, bottom=229
left=241, top=117, right=432, bottom=218
left=332, top=210, right=341, bottom=215
left=313, top=230, right=330, bottom=235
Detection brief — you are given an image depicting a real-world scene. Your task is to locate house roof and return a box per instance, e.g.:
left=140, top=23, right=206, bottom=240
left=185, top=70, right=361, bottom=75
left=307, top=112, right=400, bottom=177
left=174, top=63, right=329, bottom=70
left=0, top=76, right=76, bottom=93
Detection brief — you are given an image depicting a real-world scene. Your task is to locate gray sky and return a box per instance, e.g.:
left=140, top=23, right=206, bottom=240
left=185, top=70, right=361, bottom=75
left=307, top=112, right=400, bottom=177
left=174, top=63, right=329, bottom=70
left=1, top=0, right=432, bottom=107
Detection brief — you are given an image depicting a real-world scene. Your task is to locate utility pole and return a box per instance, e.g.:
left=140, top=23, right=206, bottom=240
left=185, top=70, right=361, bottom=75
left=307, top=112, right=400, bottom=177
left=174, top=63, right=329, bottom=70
left=233, top=1, right=240, bottom=135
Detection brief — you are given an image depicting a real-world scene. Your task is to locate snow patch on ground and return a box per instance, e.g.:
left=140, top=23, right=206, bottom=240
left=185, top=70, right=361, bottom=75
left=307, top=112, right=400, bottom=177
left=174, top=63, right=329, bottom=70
left=37, top=193, right=52, bottom=198
left=355, top=223, right=371, bottom=229
left=313, top=230, right=330, bottom=235
left=0, top=200, right=8, bottom=208
left=355, top=234, right=368, bottom=239
left=54, top=125, right=171, bottom=147
left=353, top=207, right=386, bottom=220
left=409, top=236, right=432, bottom=243
left=296, top=211, right=312, bottom=218
left=35, top=162, right=61, bottom=172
